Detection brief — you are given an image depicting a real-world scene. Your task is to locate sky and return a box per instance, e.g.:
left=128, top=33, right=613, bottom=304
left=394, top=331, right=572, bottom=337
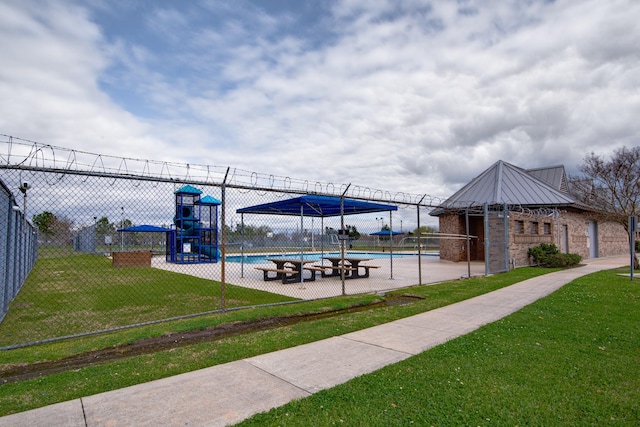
left=1, top=0, right=639, bottom=201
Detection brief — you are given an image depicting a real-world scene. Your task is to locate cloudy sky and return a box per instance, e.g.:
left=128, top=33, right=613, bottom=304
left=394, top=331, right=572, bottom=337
left=1, top=0, right=639, bottom=200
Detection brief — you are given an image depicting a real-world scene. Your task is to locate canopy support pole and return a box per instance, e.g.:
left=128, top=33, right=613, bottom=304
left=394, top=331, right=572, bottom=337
left=321, top=217, right=325, bottom=261
left=389, top=211, right=394, bottom=279
left=300, top=204, right=305, bottom=289
left=340, top=184, right=351, bottom=295
left=240, top=213, right=245, bottom=278
left=417, top=194, right=426, bottom=285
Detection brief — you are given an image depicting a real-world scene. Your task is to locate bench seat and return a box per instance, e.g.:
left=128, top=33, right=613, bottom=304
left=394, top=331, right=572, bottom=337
left=254, top=267, right=297, bottom=282
left=255, top=267, right=316, bottom=283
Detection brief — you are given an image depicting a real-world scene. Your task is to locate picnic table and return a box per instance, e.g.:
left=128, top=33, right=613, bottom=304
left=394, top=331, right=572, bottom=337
left=256, top=258, right=316, bottom=284
left=321, top=256, right=379, bottom=279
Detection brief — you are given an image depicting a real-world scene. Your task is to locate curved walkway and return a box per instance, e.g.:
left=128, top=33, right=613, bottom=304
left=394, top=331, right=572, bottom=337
left=0, top=256, right=627, bottom=427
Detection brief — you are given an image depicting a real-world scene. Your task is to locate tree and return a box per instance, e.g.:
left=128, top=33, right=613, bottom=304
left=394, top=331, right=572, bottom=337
left=569, top=146, right=640, bottom=268
left=95, top=216, right=115, bottom=234
left=32, top=211, right=74, bottom=251
left=32, top=211, right=56, bottom=236
left=411, top=225, right=438, bottom=247
left=412, top=225, right=437, bottom=236
left=345, top=225, right=360, bottom=240
left=50, top=215, right=74, bottom=251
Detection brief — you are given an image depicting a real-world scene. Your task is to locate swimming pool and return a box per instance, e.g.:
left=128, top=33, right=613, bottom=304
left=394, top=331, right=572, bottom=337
left=225, top=252, right=436, bottom=264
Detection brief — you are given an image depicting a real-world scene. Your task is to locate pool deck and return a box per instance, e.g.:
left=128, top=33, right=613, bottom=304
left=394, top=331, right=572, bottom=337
left=151, top=253, right=486, bottom=299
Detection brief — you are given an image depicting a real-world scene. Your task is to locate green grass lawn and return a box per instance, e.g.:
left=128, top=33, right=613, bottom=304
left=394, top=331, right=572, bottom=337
left=0, top=266, right=556, bottom=417
left=0, top=254, right=296, bottom=346
left=237, top=269, right=640, bottom=426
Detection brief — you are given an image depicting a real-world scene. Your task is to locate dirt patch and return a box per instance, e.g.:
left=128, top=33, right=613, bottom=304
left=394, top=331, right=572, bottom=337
left=1, top=295, right=423, bottom=384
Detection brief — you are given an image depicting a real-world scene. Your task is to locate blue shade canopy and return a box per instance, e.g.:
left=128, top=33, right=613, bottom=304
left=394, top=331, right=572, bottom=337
left=237, top=195, right=397, bottom=217
left=117, top=225, right=170, bottom=232
left=370, top=230, right=403, bottom=236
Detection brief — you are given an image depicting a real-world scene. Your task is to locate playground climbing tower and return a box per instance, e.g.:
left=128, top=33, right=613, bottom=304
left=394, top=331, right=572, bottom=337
left=166, top=185, right=220, bottom=264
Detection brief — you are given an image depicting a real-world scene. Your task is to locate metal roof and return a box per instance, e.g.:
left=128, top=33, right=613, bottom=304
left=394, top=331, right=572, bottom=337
left=237, top=195, right=397, bottom=217
left=526, top=165, right=568, bottom=192
left=433, top=160, right=577, bottom=212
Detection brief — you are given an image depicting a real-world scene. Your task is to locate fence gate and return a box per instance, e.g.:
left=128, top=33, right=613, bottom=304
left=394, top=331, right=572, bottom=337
left=484, top=203, right=510, bottom=275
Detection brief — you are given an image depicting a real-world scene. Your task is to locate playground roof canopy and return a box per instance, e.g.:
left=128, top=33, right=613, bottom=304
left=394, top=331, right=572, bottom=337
left=370, top=229, right=403, bottom=236
left=117, top=225, right=170, bottom=233
left=174, top=184, right=202, bottom=195
left=237, top=195, right=397, bottom=218
left=198, top=195, right=222, bottom=205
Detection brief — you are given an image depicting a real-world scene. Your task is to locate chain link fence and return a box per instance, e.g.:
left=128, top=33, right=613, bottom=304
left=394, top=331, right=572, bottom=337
left=0, top=137, right=484, bottom=349
left=1, top=180, right=38, bottom=325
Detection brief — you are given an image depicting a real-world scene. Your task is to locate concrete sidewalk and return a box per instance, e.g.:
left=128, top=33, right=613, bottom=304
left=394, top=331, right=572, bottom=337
left=0, top=256, right=626, bottom=427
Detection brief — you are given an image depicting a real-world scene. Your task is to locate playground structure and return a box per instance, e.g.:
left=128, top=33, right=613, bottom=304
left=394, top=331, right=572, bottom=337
left=166, top=185, right=221, bottom=264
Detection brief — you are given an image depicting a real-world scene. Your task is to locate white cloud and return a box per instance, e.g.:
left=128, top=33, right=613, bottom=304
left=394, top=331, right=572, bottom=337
left=1, top=0, right=639, bottom=200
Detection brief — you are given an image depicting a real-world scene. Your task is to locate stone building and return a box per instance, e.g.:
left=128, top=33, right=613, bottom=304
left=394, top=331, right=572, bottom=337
left=430, top=160, right=629, bottom=270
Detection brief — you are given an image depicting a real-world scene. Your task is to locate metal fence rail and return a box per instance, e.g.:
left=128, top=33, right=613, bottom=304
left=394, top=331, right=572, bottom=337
left=0, top=137, right=486, bottom=349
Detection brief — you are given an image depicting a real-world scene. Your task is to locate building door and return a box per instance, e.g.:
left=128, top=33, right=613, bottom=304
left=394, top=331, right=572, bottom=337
left=587, top=221, right=599, bottom=258
left=484, top=204, right=509, bottom=274
left=468, top=216, right=483, bottom=261
left=561, top=225, right=569, bottom=254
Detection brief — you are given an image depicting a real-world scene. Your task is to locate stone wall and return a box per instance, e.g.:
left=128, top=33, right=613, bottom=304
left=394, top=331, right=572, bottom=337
left=438, top=213, right=465, bottom=261
left=596, top=220, right=629, bottom=257
left=439, top=209, right=629, bottom=265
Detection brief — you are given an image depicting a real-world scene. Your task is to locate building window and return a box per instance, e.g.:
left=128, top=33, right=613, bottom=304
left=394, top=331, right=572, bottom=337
left=543, top=223, right=551, bottom=235
left=515, top=220, right=524, bottom=234
left=530, top=222, right=538, bottom=234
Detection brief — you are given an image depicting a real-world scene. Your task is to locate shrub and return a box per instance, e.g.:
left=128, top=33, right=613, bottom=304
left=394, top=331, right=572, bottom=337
left=528, top=243, right=581, bottom=268
left=545, top=253, right=582, bottom=268
left=527, top=243, right=559, bottom=264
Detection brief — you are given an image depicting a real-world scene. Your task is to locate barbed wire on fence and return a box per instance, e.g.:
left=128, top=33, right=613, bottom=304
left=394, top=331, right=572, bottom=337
left=510, top=206, right=564, bottom=218
left=1, top=134, right=450, bottom=208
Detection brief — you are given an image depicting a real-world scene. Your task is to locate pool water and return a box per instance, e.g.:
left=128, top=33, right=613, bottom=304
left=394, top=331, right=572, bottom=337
left=225, top=252, right=435, bottom=264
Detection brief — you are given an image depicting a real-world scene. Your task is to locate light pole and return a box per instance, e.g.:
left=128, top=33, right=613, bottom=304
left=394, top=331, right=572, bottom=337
left=375, top=217, right=383, bottom=247
left=375, top=217, right=383, bottom=231
left=18, top=182, right=31, bottom=233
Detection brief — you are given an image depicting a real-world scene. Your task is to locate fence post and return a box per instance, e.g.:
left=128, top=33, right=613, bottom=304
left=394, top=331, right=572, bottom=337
left=484, top=203, right=489, bottom=274
left=630, top=216, right=637, bottom=281
left=465, top=208, right=471, bottom=278
left=220, top=167, right=230, bottom=310
left=389, top=210, right=394, bottom=279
